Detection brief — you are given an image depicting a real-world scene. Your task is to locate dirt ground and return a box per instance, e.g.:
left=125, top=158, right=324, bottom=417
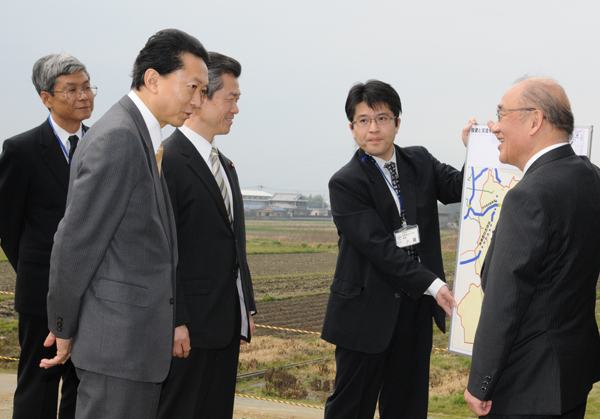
left=0, top=253, right=337, bottom=418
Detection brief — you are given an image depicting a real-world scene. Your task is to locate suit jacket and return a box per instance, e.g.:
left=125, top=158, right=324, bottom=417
left=47, top=95, right=179, bottom=383
left=162, top=128, right=256, bottom=349
left=0, top=119, right=86, bottom=317
left=468, top=145, right=600, bottom=415
left=321, top=145, right=462, bottom=354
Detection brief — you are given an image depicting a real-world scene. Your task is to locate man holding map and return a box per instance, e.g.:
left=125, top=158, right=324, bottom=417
left=465, top=77, right=600, bottom=419
left=322, top=79, right=471, bottom=419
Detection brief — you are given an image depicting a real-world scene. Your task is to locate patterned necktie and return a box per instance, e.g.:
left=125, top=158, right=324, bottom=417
left=384, top=161, right=419, bottom=261
left=68, top=135, right=79, bottom=162
left=210, top=146, right=233, bottom=226
left=155, top=142, right=164, bottom=177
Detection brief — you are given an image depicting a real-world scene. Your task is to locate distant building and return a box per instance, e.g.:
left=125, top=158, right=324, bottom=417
left=269, top=193, right=310, bottom=217
left=256, top=205, right=287, bottom=217
left=241, top=190, right=273, bottom=204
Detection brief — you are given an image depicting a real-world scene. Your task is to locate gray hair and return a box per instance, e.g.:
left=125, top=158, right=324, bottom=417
left=206, top=52, right=241, bottom=100
left=514, top=76, right=574, bottom=138
left=32, top=54, right=90, bottom=95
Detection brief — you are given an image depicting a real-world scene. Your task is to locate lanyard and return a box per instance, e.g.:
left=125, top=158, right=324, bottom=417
left=363, top=155, right=408, bottom=227
left=47, top=114, right=85, bottom=164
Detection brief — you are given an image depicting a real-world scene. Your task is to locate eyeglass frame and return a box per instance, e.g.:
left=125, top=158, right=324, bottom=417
left=496, top=108, right=536, bottom=120
left=352, top=115, right=398, bottom=127
left=50, top=86, right=98, bottom=101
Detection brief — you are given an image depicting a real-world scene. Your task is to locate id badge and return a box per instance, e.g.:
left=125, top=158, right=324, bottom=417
left=394, top=225, right=420, bottom=248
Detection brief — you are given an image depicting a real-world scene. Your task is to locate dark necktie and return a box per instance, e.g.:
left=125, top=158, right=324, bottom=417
left=68, top=135, right=79, bottom=162
left=383, top=161, right=419, bottom=261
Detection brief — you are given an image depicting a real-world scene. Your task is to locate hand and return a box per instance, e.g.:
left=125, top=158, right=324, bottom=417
left=464, top=389, right=492, bottom=416
left=173, top=325, right=191, bottom=358
left=435, top=286, right=457, bottom=316
left=241, top=312, right=255, bottom=345
left=39, top=333, right=72, bottom=369
left=462, top=118, right=478, bottom=147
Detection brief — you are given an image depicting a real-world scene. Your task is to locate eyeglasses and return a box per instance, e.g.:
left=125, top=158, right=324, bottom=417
left=496, top=108, right=536, bottom=121
left=352, top=115, right=398, bottom=127
left=51, top=86, right=98, bottom=101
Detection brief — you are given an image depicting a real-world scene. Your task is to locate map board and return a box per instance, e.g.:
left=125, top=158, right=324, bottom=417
left=448, top=125, right=593, bottom=356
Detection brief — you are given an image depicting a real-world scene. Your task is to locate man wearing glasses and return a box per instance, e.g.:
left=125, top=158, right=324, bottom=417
left=0, top=53, right=96, bottom=419
left=464, top=77, right=600, bottom=419
left=322, top=80, right=470, bottom=419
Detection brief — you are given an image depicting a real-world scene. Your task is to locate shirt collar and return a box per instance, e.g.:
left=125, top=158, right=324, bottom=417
left=369, top=148, right=397, bottom=168
left=128, top=90, right=163, bottom=153
left=49, top=115, right=83, bottom=145
left=522, top=142, right=569, bottom=175
left=179, top=125, right=216, bottom=164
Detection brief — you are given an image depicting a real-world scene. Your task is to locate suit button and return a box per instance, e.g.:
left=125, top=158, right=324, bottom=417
left=395, top=293, right=401, bottom=299
left=483, top=381, right=489, bottom=386
left=57, top=326, right=63, bottom=332
left=57, top=317, right=63, bottom=322
left=169, top=298, right=174, bottom=304
left=485, top=375, right=491, bottom=380
left=481, top=387, right=487, bottom=392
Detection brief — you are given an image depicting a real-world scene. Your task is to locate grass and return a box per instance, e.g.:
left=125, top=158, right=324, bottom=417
left=0, top=318, right=19, bottom=373
left=0, top=243, right=6, bottom=262
left=246, top=239, right=337, bottom=254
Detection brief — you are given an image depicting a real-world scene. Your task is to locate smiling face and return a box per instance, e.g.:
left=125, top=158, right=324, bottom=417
left=191, top=73, right=240, bottom=142
left=153, top=52, right=209, bottom=128
left=41, top=70, right=94, bottom=133
left=491, top=83, right=534, bottom=170
left=350, top=102, right=400, bottom=161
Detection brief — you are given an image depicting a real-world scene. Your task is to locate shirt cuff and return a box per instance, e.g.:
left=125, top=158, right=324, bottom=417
left=424, top=278, right=447, bottom=299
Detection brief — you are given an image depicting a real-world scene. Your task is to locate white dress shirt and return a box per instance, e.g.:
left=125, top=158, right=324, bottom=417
left=523, top=142, right=570, bottom=175
left=128, top=91, right=162, bottom=154
left=49, top=115, right=84, bottom=162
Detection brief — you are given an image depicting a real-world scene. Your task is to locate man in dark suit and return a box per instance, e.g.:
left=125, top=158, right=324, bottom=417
left=158, top=51, right=256, bottom=419
left=0, top=53, right=96, bottom=419
left=322, top=80, right=468, bottom=419
left=40, top=30, right=209, bottom=419
left=464, top=77, right=600, bottom=419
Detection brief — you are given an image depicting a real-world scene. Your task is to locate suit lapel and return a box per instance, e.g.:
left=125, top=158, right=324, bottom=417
left=357, top=149, right=403, bottom=232
left=39, top=119, right=70, bottom=191
left=118, top=95, right=172, bottom=247
left=173, top=130, right=232, bottom=227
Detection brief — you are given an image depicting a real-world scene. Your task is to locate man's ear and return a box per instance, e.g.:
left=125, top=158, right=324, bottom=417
left=40, top=91, right=53, bottom=110
left=529, top=110, right=543, bottom=136
left=144, top=69, right=160, bottom=94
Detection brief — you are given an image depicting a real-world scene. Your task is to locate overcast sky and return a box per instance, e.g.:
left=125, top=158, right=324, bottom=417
left=2, top=1, right=599, bottom=198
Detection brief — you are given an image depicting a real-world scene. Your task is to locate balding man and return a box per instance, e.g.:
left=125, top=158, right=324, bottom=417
left=464, top=77, right=600, bottom=419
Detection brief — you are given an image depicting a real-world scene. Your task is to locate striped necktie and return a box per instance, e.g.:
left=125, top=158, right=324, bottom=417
left=384, top=161, right=419, bottom=261
left=210, top=146, right=233, bottom=225
left=156, top=142, right=164, bottom=177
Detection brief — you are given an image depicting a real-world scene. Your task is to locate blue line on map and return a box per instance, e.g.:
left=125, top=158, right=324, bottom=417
left=495, top=169, right=502, bottom=183
left=460, top=250, right=482, bottom=265
left=464, top=203, right=498, bottom=219
left=467, top=168, right=489, bottom=208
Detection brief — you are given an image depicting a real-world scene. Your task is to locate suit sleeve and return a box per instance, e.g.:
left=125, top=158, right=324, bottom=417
left=429, top=149, right=463, bottom=205
left=164, top=166, right=191, bottom=327
left=329, top=173, right=437, bottom=298
left=0, top=140, right=28, bottom=269
left=47, top=127, right=143, bottom=338
left=467, top=186, right=548, bottom=400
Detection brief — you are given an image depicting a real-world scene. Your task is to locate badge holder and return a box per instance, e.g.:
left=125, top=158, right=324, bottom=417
left=395, top=224, right=420, bottom=248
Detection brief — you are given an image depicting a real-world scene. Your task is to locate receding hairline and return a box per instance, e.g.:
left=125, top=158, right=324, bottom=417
left=514, top=77, right=571, bottom=109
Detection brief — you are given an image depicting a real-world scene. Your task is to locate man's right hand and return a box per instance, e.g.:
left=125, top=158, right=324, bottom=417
left=39, top=332, right=72, bottom=369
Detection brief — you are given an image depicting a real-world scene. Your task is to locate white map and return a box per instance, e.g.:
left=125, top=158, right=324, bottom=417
left=448, top=125, right=593, bottom=356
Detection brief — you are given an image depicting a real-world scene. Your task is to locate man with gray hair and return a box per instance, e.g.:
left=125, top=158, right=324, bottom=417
left=157, top=51, right=256, bottom=419
left=464, top=77, right=600, bottom=418
left=0, top=53, right=96, bottom=418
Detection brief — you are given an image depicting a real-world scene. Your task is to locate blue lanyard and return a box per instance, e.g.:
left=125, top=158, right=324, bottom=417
left=363, top=155, right=407, bottom=227
left=47, top=115, right=85, bottom=164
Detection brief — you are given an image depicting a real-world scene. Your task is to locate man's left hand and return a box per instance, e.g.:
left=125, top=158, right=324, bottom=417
left=435, top=286, right=457, bottom=316
left=39, top=333, right=72, bottom=369
left=464, top=389, right=492, bottom=416
left=241, top=312, right=255, bottom=345
left=462, top=118, right=479, bottom=147
left=173, top=325, right=191, bottom=358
